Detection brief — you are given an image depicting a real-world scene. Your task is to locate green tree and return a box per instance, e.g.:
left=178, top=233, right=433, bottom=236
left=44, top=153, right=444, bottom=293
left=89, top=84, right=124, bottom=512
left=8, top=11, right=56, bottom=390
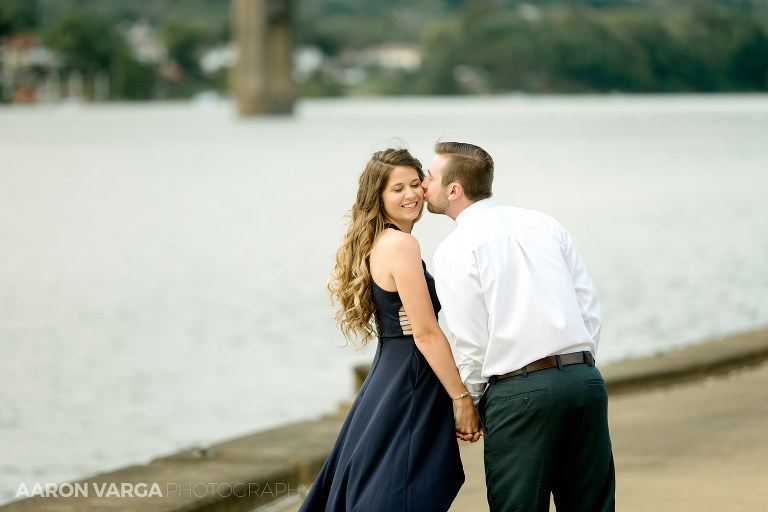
left=728, top=25, right=768, bottom=89
left=163, top=19, right=213, bottom=77
left=450, top=6, right=541, bottom=92
left=668, top=5, right=768, bottom=91
left=419, top=19, right=465, bottom=94
left=110, top=46, right=157, bottom=100
left=43, top=9, right=163, bottom=99
left=0, top=0, right=40, bottom=37
left=607, top=14, right=681, bottom=91
left=43, top=11, right=120, bottom=73
left=543, top=10, right=645, bottom=92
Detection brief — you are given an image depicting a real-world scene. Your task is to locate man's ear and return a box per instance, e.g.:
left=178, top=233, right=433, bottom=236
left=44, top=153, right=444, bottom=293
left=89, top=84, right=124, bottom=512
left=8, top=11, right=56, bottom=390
left=447, top=182, right=463, bottom=201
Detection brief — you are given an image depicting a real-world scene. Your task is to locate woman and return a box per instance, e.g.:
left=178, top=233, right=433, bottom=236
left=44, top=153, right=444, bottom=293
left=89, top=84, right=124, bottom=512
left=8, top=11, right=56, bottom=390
left=299, top=148, right=480, bottom=512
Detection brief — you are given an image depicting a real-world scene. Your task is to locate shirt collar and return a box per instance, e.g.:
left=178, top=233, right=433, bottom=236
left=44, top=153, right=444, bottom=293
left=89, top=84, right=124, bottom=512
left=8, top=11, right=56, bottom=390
left=456, top=197, right=496, bottom=226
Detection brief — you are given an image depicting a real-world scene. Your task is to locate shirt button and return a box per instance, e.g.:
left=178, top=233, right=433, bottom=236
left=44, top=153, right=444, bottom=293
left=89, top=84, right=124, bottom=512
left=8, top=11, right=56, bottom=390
left=523, top=397, right=530, bottom=403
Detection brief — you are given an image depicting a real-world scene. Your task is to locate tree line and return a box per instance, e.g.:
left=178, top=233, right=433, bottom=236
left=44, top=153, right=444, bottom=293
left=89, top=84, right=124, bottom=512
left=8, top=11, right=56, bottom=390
left=0, top=0, right=228, bottom=100
left=298, top=2, right=768, bottom=95
left=412, top=3, right=768, bottom=94
left=2, top=0, right=767, bottom=100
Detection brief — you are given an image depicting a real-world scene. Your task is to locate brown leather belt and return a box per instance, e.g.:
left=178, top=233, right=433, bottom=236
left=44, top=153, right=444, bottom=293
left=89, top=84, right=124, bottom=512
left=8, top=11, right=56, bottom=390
left=489, top=352, right=593, bottom=384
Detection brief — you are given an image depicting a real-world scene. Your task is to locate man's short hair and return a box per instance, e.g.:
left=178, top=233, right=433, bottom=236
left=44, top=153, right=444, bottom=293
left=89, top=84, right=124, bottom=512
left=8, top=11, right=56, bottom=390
left=434, top=141, right=494, bottom=201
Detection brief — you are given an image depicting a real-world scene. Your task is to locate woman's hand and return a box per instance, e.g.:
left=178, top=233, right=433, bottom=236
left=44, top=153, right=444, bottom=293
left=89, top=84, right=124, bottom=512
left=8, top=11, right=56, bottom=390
left=382, top=234, right=484, bottom=443
left=454, top=395, right=483, bottom=443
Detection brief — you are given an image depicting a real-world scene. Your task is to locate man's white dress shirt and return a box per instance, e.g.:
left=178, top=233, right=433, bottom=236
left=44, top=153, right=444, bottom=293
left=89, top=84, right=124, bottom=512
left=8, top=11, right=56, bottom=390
left=433, top=198, right=602, bottom=404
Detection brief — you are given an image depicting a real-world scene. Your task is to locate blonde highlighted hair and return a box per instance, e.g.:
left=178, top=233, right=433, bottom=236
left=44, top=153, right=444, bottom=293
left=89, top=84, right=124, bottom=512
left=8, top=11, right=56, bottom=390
left=328, top=148, right=424, bottom=346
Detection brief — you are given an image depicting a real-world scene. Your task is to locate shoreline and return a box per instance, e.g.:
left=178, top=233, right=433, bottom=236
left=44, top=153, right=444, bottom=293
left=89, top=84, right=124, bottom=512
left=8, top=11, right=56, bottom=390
left=2, top=325, right=768, bottom=511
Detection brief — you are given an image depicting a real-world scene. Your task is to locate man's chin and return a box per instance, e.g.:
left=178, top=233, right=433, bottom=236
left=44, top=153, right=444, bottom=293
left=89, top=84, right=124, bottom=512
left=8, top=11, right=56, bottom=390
left=426, top=204, right=444, bottom=215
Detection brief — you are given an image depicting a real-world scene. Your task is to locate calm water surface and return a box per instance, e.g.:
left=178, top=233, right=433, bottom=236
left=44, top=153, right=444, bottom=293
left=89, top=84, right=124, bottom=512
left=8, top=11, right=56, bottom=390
left=1, top=95, right=767, bottom=504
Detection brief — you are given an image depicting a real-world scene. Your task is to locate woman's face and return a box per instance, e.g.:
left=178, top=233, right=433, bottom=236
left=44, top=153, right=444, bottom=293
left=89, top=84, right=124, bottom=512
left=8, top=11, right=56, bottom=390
left=381, top=166, right=424, bottom=229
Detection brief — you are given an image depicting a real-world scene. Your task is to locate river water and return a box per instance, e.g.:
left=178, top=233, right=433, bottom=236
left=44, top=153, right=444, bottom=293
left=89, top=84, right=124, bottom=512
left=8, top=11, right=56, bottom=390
left=1, top=95, right=767, bottom=504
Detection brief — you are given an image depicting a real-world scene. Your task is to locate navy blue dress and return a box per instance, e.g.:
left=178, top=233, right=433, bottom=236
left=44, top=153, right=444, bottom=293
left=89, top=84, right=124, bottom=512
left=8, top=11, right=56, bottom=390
left=299, top=227, right=464, bottom=511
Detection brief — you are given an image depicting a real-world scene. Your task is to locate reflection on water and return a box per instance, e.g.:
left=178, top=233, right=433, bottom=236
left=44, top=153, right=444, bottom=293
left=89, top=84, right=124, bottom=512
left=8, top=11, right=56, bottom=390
left=1, top=95, right=767, bottom=503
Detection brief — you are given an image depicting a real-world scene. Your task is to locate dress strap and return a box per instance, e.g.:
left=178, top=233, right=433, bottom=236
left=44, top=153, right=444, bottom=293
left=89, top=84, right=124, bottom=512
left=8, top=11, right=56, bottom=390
left=383, top=223, right=401, bottom=231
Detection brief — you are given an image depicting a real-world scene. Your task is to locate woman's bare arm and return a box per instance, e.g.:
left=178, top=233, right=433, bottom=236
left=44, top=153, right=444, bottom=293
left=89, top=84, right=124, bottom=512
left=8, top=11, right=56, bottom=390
left=379, top=232, right=481, bottom=439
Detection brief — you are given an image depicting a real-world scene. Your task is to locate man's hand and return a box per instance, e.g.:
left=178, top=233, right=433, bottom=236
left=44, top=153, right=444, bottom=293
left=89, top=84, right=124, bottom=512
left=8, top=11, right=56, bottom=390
left=456, top=429, right=483, bottom=442
left=454, top=395, right=482, bottom=443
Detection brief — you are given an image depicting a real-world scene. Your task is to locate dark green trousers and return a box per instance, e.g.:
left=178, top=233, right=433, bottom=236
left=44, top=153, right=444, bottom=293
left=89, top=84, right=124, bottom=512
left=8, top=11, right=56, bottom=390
left=478, top=360, right=615, bottom=512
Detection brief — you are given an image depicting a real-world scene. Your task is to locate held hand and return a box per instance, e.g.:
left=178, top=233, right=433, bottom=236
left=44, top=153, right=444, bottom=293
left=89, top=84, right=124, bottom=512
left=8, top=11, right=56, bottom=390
left=453, top=395, right=482, bottom=443
left=455, top=429, right=483, bottom=442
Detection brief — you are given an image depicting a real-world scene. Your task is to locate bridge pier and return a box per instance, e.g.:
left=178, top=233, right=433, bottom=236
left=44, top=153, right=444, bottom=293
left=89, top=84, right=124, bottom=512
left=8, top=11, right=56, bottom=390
left=232, top=0, right=294, bottom=115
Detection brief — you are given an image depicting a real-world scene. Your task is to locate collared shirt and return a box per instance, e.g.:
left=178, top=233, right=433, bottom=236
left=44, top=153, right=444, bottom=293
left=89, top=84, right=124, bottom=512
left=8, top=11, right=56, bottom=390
left=433, top=198, right=602, bottom=404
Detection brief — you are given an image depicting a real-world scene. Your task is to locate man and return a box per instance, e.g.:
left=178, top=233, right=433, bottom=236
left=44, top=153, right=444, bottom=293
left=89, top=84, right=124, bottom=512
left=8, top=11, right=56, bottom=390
left=422, top=141, right=615, bottom=511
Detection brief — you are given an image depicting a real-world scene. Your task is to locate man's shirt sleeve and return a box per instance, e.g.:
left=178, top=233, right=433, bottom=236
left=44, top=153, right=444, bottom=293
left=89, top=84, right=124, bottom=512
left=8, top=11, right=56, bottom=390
left=559, top=227, right=603, bottom=348
left=434, top=243, right=489, bottom=405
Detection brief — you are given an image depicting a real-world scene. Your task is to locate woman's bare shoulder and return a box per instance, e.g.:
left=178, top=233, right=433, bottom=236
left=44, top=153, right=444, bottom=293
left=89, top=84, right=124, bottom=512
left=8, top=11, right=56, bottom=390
left=375, top=228, right=421, bottom=256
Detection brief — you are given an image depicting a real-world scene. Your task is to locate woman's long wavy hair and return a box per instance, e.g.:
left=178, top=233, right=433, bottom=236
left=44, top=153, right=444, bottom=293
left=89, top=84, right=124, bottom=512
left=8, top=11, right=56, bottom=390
left=328, top=148, right=424, bottom=346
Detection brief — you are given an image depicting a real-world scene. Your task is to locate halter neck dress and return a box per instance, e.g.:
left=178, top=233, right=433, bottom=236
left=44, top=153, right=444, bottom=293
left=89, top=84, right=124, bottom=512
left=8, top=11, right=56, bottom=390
left=298, top=224, right=464, bottom=511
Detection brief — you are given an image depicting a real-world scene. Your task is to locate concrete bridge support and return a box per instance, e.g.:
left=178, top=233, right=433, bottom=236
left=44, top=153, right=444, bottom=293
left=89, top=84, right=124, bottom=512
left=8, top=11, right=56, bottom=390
left=232, top=0, right=294, bottom=115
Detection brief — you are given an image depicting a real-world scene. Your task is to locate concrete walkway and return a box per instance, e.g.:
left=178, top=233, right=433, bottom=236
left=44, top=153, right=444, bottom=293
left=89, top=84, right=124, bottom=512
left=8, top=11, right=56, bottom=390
left=444, top=361, right=768, bottom=512
left=275, top=327, right=768, bottom=512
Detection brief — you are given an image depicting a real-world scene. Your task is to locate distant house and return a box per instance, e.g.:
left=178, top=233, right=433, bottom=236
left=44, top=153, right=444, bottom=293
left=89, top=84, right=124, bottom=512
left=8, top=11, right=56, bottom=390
left=124, top=20, right=167, bottom=65
left=309, top=43, right=423, bottom=88
left=360, top=44, right=422, bottom=72
left=293, top=45, right=324, bottom=81
left=0, top=34, right=61, bottom=103
left=199, top=44, right=237, bottom=76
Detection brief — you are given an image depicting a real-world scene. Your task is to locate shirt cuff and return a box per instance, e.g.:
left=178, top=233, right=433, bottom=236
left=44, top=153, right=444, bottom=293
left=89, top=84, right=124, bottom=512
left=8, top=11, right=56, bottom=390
left=467, top=382, right=486, bottom=407
left=457, top=361, right=487, bottom=407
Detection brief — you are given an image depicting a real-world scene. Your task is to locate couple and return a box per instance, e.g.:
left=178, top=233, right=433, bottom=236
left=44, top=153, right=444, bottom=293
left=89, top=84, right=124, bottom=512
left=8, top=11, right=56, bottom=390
left=299, top=142, right=615, bottom=512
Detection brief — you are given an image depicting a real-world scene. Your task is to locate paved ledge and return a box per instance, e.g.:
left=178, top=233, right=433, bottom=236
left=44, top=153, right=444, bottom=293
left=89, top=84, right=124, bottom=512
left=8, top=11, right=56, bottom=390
left=152, top=414, right=346, bottom=484
left=1, top=414, right=346, bottom=512
left=600, top=326, right=768, bottom=394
